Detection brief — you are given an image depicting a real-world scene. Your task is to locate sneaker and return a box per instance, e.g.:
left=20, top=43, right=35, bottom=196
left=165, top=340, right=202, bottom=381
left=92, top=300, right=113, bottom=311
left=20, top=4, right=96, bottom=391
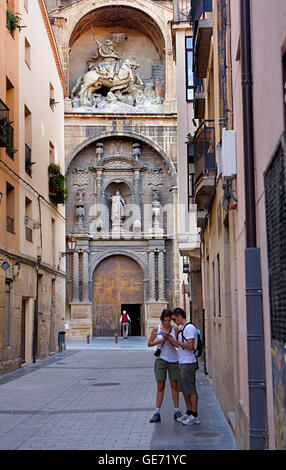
left=174, top=410, right=182, bottom=420
left=176, top=413, right=189, bottom=423
left=182, top=415, right=201, bottom=426
left=149, top=413, right=161, bottom=423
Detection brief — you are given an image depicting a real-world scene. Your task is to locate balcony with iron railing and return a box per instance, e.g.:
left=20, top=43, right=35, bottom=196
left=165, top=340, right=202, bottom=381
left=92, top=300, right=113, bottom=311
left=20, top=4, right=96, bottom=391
left=192, top=0, right=213, bottom=78
left=173, top=0, right=192, bottom=22
left=193, top=119, right=216, bottom=210
left=0, top=99, right=13, bottom=153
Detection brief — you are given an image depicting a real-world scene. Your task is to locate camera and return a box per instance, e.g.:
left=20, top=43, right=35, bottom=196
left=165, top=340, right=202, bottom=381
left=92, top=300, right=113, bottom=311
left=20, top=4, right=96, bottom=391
left=154, top=348, right=161, bottom=357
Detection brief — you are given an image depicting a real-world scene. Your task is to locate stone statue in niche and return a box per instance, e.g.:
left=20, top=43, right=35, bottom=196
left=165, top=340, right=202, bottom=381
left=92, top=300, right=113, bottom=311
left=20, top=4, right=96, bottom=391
left=132, top=143, right=141, bottom=160
left=111, top=190, right=126, bottom=228
left=71, top=39, right=145, bottom=108
left=95, top=142, right=104, bottom=161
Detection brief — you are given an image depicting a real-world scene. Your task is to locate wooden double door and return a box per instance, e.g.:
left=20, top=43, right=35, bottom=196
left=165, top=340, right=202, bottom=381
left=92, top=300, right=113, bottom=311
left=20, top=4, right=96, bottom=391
left=92, top=255, right=144, bottom=336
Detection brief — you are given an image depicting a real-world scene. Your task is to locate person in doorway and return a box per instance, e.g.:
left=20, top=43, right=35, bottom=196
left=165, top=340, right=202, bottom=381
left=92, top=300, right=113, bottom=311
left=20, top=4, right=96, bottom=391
left=164, top=307, right=200, bottom=425
left=148, top=309, right=182, bottom=423
left=120, top=310, right=131, bottom=339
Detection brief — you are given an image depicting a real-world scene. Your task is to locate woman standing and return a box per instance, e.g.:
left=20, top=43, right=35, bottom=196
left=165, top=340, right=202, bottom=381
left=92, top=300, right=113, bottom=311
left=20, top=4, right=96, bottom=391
left=148, top=309, right=182, bottom=423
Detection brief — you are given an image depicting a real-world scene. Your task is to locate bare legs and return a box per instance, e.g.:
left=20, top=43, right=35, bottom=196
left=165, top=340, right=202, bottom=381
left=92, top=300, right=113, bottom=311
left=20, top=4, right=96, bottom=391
left=155, top=380, right=179, bottom=409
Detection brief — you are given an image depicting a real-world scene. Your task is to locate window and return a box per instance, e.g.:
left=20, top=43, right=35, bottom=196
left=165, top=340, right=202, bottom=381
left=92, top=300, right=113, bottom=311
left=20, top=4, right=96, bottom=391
left=49, top=141, right=55, bottom=164
left=186, top=37, right=194, bottom=101
left=50, top=83, right=56, bottom=110
left=188, top=145, right=195, bottom=208
left=25, top=37, right=31, bottom=68
left=6, top=182, right=15, bottom=233
left=25, top=105, right=33, bottom=175
left=25, top=197, right=33, bottom=242
left=6, top=77, right=14, bottom=158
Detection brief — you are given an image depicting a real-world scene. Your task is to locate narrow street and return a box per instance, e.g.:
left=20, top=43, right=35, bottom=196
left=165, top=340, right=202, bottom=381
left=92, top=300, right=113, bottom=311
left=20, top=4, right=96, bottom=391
left=0, top=338, right=236, bottom=451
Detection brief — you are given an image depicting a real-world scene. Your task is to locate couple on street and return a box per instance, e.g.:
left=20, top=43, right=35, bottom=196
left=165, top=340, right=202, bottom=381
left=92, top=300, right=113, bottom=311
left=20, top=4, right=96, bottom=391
left=148, top=308, right=200, bottom=426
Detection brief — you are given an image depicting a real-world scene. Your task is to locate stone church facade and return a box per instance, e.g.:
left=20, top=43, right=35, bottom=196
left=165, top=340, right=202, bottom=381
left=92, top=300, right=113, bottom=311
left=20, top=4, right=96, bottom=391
left=46, top=0, right=181, bottom=339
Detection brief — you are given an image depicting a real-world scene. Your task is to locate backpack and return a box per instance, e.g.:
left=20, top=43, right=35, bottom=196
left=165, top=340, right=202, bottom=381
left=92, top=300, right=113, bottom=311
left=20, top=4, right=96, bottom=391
left=180, top=322, right=203, bottom=358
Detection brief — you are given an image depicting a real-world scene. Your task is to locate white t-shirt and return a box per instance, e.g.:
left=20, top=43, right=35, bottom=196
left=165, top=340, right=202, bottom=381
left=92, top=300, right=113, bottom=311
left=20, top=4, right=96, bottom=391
left=157, top=325, right=178, bottom=363
left=178, top=322, right=197, bottom=364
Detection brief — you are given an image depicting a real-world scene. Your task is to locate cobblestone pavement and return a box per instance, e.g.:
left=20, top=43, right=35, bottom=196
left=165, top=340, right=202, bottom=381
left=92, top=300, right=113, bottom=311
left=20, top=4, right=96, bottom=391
left=0, top=337, right=237, bottom=451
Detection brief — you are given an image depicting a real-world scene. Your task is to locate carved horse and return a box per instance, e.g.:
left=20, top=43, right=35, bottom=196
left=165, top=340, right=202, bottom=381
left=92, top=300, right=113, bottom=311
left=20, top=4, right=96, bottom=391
left=71, top=56, right=144, bottom=105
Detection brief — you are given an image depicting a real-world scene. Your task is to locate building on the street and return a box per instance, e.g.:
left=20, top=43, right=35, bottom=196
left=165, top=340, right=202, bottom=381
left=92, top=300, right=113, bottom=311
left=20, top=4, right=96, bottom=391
left=171, top=1, right=202, bottom=330
left=185, top=0, right=286, bottom=450
left=0, top=0, right=66, bottom=375
left=45, top=0, right=186, bottom=339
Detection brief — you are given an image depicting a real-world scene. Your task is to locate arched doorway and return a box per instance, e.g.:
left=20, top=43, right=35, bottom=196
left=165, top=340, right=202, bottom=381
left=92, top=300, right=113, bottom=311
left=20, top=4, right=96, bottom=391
left=92, top=255, right=144, bottom=336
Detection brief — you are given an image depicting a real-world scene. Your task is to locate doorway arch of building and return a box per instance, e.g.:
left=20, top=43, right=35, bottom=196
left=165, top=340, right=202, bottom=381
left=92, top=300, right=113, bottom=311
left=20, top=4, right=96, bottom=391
left=92, top=254, right=145, bottom=337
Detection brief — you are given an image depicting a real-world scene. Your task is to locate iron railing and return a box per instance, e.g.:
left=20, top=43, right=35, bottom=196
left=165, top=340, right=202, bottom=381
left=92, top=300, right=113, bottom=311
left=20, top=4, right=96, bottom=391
left=0, top=99, right=10, bottom=148
left=193, top=120, right=215, bottom=183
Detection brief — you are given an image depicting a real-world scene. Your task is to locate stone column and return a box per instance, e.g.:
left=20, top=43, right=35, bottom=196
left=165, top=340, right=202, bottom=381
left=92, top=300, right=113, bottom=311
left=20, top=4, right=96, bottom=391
left=72, top=250, right=80, bottom=302
left=96, top=170, right=103, bottom=204
left=82, top=250, right=89, bottom=302
left=148, top=249, right=156, bottom=301
left=158, top=249, right=166, bottom=301
left=133, top=170, right=141, bottom=231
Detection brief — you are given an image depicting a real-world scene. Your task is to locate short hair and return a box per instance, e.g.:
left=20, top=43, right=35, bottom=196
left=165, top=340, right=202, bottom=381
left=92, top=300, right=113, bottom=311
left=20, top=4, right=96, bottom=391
left=160, top=308, right=172, bottom=322
left=172, top=307, right=186, bottom=319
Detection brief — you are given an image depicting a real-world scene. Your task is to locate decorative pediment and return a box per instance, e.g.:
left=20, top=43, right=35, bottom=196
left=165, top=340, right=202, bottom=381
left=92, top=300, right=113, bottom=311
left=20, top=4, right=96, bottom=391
left=91, top=155, right=145, bottom=171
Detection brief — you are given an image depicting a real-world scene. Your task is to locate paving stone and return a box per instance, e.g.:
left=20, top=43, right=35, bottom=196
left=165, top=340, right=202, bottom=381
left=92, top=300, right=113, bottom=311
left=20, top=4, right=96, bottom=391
left=0, top=338, right=237, bottom=450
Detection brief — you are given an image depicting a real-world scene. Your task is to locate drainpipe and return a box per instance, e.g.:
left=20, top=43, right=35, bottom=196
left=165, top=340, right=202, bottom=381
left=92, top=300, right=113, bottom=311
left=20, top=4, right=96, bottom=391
left=240, top=0, right=267, bottom=449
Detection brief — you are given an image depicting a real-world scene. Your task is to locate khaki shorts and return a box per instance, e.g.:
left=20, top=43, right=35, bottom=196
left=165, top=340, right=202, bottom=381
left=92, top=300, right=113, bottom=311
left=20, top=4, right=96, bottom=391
left=178, top=362, right=199, bottom=395
left=154, top=358, right=179, bottom=381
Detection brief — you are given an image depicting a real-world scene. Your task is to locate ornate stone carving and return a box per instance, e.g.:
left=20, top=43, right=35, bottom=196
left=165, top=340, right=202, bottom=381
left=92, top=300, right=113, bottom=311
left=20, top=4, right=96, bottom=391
left=72, top=168, right=88, bottom=187
left=95, top=142, right=104, bottom=161
left=148, top=166, right=163, bottom=188
left=75, top=188, right=85, bottom=229
left=151, top=189, right=163, bottom=233
left=132, top=143, right=141, bottom=160
left=71, top=39, right=145, bottom=108
left=104, top=161, right=133, bottom=169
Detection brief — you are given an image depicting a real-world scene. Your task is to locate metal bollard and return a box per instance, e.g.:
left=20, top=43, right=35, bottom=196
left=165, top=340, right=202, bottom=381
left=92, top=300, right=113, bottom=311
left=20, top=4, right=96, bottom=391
left=114, top=333, right=118, bottom=344
left=86, top=334, right=90, bottom=344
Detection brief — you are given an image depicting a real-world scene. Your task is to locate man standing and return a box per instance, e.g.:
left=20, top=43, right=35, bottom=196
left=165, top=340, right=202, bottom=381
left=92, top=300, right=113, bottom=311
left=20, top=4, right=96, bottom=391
left=120, top=310, right=131, bottom=339
left=165, top=307, right=200, bottom=425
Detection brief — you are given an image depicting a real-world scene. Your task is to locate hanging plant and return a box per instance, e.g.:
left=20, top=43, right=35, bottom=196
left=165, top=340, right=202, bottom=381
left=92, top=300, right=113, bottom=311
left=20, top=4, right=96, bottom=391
left=50, top=98, right=60, bottom=110
left=25, top=159, right=36, bottom=176
left=48, top=164, right=68, bottom=203
left=6, top=11, right=26, bottom=32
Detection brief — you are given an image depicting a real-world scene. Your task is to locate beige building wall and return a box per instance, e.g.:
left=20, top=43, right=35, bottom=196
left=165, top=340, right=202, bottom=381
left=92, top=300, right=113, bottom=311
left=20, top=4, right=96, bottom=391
left=0, top=0, right=21, bottom=374
left=0, top=0, right=66, bottom=374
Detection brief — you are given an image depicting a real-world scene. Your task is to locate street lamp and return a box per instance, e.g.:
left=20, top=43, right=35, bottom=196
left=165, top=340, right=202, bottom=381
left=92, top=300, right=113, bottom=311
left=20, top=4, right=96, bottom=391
left=59, top=236, right=77, bottom=264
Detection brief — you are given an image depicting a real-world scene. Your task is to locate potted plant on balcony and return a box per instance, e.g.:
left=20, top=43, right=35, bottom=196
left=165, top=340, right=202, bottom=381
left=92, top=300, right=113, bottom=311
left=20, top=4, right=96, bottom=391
left=6, top=11, right=26, bottom=33
left=48, top=163, right=68, bottom=204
